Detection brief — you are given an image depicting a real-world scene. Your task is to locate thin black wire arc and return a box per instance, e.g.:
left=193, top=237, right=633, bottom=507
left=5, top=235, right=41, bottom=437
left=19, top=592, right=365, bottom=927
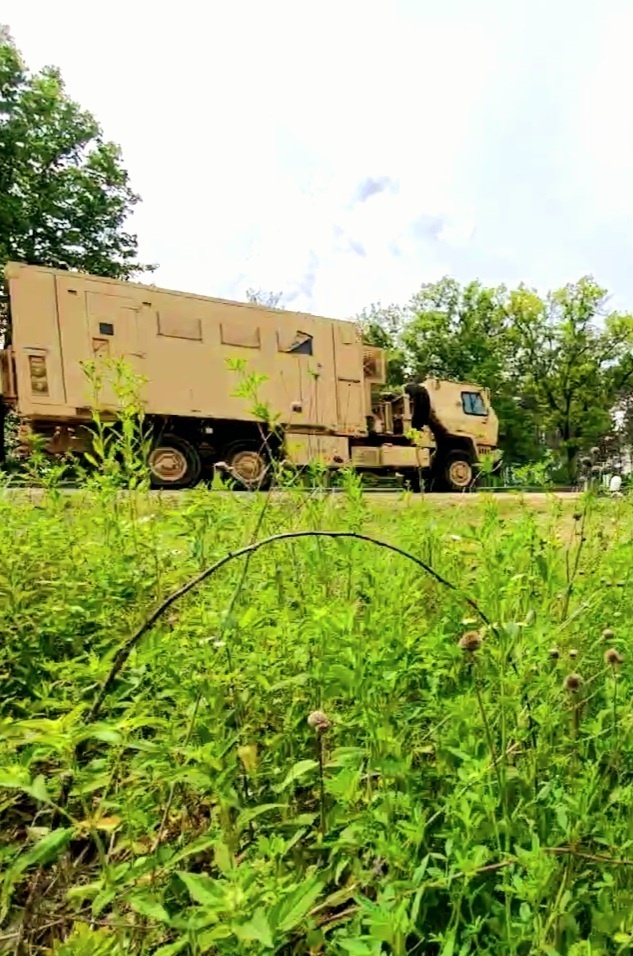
left=88, top=530, right=490, bottom=722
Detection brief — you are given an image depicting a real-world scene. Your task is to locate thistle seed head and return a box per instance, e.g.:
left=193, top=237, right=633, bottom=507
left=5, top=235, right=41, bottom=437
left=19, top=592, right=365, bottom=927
left=605, top=648, right=624, bottom=666
left=564, top=673, right=583, bottom=693
left=602, top=628, right=615, bottom=642
left=459, top=631, right=483, bottom=653
left=307, top=710, right=331, bottom=733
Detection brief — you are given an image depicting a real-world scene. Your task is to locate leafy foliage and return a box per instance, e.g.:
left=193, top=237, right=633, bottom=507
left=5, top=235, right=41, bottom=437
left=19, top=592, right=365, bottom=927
left=359, top=276, right=633, bottom=479
left=2, top=457, right=633, bottom=953
left=0, top=27, right=153, bottom=290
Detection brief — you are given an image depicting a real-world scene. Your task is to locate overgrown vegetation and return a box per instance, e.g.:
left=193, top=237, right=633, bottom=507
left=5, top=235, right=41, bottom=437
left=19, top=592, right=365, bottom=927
left=0, top=26, right=153, bottom=340
left=2, top=445, right=633, bottom=953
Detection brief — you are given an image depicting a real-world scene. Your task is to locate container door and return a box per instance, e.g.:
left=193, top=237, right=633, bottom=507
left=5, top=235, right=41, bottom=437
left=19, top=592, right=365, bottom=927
left=332, top=322, right=365, bottom=433
left=84, top=290, right=144, bottom=409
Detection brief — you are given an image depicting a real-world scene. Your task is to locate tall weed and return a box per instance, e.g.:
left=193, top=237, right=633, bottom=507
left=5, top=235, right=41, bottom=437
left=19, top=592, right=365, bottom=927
left=1, top=429, right=633, bottom=952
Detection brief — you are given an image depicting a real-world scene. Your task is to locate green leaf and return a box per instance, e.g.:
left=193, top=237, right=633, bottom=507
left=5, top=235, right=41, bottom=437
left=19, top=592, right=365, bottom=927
left=274, top=876, right=323, bottom=933
left=237, top=803, right=286, bottom=829
left=153, top=939, right=188, bottom=956
left=233, top=908, right=274, bottom=948
left=338, top=941, right=376, bottom=956
left=275, top=759, right=318, bottom=793
left=129, top=894, right=171, bottom=923
left=168, top=835, right=217, bottom=866
left=440, top=930, right=456, bottom=956
left=214, top=841, right=232, bottom=875
left=13, top=827, right=72, bottom=875
left=83, top=727, right=123, bottom=745
left=177, top=871, right=220, bottom=907
left=0, top=771, right=51, bottom=804
left=3, top=827, right=73, bottom=906
left=66, top=881, right=102, bottom=902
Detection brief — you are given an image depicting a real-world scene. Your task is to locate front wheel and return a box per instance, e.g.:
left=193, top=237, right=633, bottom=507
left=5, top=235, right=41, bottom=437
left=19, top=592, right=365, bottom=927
left=148, top=436, right=202, bottom=489
left=443, top=452, right=474, bottom=492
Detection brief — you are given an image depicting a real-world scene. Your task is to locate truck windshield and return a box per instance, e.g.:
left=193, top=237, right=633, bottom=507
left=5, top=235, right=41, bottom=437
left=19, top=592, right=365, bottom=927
left=461, top=391, right=487, bottom=416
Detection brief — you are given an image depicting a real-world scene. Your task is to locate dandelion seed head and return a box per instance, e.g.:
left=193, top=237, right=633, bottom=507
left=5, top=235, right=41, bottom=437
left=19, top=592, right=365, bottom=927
left=307, top=710, right=331, bottom=733
left=564, top=673, right=583, bottom=693
left=458, top=631, right=483, bottom=653
left=605, top=648, right=623, bottom=666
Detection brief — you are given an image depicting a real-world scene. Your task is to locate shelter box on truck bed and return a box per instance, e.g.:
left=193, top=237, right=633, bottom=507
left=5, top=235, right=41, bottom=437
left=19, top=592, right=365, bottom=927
left=2, top=261, right=370, bottom=435
left=0, top=261, right=499, bottom=490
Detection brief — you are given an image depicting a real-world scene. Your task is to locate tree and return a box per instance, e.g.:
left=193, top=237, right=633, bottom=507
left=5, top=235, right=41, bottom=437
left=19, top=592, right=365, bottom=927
left=245, top=288, right=284, bottom=309
left=0, top=27, right=153, bottom=298
left=357, top=302, right=408, bottom=387
left=359, top=279, right=541, bottom=463
left=357, top=276, right=633, bottom=479
left=507, top=278, right=633, bottom=480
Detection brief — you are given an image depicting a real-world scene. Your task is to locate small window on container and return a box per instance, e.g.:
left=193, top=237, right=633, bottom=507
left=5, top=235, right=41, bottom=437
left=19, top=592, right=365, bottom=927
left=278, top=331, right=313, bottom=356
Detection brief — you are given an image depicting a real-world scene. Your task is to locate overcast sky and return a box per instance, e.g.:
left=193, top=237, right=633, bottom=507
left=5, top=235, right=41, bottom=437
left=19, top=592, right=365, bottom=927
left=5, top=0, right=633, bottom=318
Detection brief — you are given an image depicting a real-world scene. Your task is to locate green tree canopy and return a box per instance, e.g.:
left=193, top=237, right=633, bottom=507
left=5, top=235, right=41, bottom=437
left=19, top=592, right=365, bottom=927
left=0, top=26, right=153, bottom=285
left=358, top=275, right=633, bottom=480
left=507, top=278, right=633, bottom=477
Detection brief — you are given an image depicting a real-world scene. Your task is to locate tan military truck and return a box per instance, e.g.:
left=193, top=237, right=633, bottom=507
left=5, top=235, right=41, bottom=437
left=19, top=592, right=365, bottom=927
left=0, top=261, right=499, bottom=490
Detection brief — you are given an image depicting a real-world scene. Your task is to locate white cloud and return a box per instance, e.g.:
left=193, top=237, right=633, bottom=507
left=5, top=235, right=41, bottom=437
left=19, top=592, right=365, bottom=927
left=5, top=0, right=633, bottom=317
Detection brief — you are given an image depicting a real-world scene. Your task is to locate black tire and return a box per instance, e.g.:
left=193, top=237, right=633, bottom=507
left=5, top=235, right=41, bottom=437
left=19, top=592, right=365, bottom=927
left=442, top=451, right=475, bottom=492
left=147, top=435, right=201, bottom=489
left=222, top=441, right=271, bottom=490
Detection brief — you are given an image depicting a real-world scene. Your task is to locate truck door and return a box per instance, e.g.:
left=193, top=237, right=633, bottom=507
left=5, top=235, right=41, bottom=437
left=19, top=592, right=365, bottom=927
left=332, top=322, right=365, bottom=434
left=55, top=276, right=144, bottom=410
left=275, top=320, right=337, bottom=430
left=84, top=290, right=144, bottom=408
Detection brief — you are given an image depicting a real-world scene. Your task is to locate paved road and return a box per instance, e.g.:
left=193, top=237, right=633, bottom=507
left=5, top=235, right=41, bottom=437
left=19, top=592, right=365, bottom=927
left=2, top=487, right=582, bottom=505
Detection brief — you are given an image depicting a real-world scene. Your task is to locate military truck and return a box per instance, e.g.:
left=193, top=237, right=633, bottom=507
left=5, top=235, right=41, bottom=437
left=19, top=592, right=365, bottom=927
left=0, top=261, right=499, bottom=490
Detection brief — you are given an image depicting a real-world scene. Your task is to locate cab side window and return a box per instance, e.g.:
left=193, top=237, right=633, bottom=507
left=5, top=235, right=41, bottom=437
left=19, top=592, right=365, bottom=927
left=461, top=391, right=487, bottom=416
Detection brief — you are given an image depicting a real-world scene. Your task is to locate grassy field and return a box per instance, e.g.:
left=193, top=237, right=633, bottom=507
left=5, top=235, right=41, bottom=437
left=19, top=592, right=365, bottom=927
left=1, top=478, right=632, bottom=955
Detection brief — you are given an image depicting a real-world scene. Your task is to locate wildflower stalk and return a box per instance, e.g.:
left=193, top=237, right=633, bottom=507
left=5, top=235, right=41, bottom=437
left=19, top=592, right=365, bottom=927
left=308, top=711, right=331, bottom=836
left=474, top=670, right=503, bottom=797
left=604, top=648, right=623, bottom=764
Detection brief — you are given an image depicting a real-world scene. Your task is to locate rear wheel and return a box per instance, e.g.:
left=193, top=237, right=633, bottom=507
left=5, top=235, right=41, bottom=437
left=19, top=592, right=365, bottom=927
left=148, top=436, right=201, bottom=489
left=224, top=443, right=270, bottom=490
left=443, top=452, right=474, bottom=492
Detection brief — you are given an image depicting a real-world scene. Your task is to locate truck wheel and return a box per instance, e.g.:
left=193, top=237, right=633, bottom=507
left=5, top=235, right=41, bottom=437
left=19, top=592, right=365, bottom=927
left=148, top=436, right=201, bottom=489
left=224, top=443, right=270, bottom=490
left=444, top=452, right=474, bottom=492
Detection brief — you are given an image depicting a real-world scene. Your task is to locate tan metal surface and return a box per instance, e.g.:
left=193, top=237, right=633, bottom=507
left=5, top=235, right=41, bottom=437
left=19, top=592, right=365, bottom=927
left=4, top=261, right=367, bottom=433
left=424, top=378, right=499, bottom=451
left=2, top=262, right=500, bottom=477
